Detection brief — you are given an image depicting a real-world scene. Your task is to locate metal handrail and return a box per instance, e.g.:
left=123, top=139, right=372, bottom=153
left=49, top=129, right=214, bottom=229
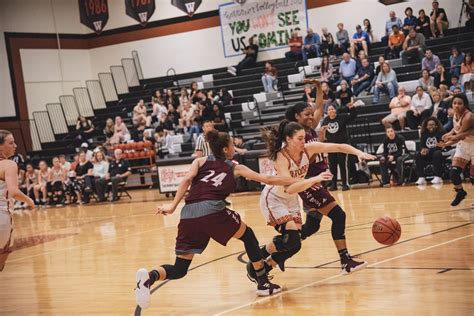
left=166, top=68, right=178, bottom=88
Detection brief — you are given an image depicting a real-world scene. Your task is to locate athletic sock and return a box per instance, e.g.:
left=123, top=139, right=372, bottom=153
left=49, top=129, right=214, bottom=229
left=145, top=270, right=159, bottom=288
left=338, top=248, right=350, bottom=261
left=260, top=245, right=271, bottom=259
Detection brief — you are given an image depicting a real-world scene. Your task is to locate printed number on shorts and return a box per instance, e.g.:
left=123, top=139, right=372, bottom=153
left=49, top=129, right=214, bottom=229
left=200, top=170, right=227, bottom=187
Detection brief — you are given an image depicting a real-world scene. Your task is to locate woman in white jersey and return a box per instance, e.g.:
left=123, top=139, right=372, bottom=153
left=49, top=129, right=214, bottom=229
left=0, top=130, right=34, bottom=271
left=254, top=120, right=374, bottom=274
left=440, top=94, right=474, bottom=206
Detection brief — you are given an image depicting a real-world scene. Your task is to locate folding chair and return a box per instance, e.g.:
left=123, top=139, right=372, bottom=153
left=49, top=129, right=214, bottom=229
left=106, top=178, right=132, bottom=201
left=404, top=140, right=417, bottom=183
left=366, top=144, right=384, bottom=185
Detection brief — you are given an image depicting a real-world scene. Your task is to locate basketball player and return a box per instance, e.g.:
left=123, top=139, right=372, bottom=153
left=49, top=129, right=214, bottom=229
left=251, top=120, right=374, bottom=279
left=440, top=94, right=474, bottom=206
left=0, top=130, right=35, bottom=271
left=135, top=130, right=332, bottom=309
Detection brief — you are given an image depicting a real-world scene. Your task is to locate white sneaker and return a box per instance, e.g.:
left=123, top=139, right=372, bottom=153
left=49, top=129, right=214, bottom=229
left=415, top=177, right=427, bottom=185
left=135, top=268, right=151, bottom=309
left=431, top=176, right=443, bottom=184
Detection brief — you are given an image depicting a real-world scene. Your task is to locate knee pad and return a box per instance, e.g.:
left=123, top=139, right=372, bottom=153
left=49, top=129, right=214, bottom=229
left=162, top=257, right=191, bottom=280
left=238, top=226, right=262, bottom=262
left=273, top=229, right=301, bottom=253
left=450, top=167, right=463, bottom=186
left=327, top=205, right=346, bottom=240
left=301, top=212, right=323, bottom=240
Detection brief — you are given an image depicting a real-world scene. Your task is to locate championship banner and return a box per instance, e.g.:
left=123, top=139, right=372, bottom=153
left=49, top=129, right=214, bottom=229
left=219, top=0, right=308, bottom=57
left=171, top=0, right=202, bottom=17
left=125, top=0, right=156, bottom=26
left=157, top=164, right=191, bottom=193
left=79, top=0, right=109, bottom=34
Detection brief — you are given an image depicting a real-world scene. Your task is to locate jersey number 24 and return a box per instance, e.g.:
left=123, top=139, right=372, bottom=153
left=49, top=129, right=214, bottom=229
left=200, top=170, right=227, bottom=187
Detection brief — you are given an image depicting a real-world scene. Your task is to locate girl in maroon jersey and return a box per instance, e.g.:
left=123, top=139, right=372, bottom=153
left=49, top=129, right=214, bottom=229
left=135, top=130, right=332, bottom=309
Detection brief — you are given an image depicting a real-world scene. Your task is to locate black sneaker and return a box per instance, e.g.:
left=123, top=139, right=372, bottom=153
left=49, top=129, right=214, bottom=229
left=329, top=185, right=338, bottom=191
left=256, top=274, right=281, bottom=296
left=451, top=188, right=467, bottom=206
left=342, top=185, right=350, bottom=191
left=341, top=256, right=368, bottom=275
left=246, top=261, right=273, bottom=283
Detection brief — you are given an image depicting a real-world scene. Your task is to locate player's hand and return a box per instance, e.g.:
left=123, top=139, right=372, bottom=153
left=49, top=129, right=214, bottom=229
left=314, top=171, right=333, bottom=183
left=358, top=152, right=376, bottom=162
left=156, top=205, right=175, bottom=215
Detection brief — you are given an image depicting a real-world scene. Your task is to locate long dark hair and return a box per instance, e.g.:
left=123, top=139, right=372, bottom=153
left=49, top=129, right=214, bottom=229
left=320, top=55, right=330, bottom=74
left=464, top=52, right=472, bottom=66
left=363, top=19, right=372, bottom=32
left=420, top=117, right=444, bottom=135
left=452, top=93, right=472, bottom=112
left=206, top=130, right=231, bottom=159
left=262, top=120, right=304, bottom=160
left=285, top=102, right=310, bottom=122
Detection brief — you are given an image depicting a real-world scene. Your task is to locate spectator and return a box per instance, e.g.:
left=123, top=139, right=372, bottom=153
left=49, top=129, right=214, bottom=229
left=466, top=1, right=474, bottom=31
left=178, top=100, right=194, bottom=131
left=80, top=142, right=94, bottom=161
left=355, top=50, right=367, bottom=71
left=89, top=151, right=109, bottom=202
left=111, top=116, right=130, bottom=145
left=285, top=31, right=303, bottom=60
left=320, top=104, right=357, bottom=191
left=25, top=163, right=39, bottom=204
left=434, top=64, right=450, bottom=88
left=194, top=120, right=215, bottom=157
left=165, top=89, right=180, bottom=109
left=133, top=99, right=148, bottom=128
left=385, top=25, right=405, bottom=59
left=449, top=76, right=465, bottom=93
left=400, top=29, right=425, bottom=65
left=233, top=136, right=248, bottom=155
left=375, top=55, right=385, bottom=77
left=402, top=7, right=417, bottom=35
left=321, top=81, right=336, bottom=114
left=152, top=90, right=163, bottom=105
left=37, top=160, right=49, bottom=206
left=48, top=156, right=66, bottom=206
left=218, top=88, right=233, bottom=107
left=416, top=9, right=432, bottom=39
left=103, top=118, right=115, bottom=144
left=449, top=47, right=464, bottom=78
left=349, top=25, right=370, bottom=58
left=320, top=27, right=334, bottom=56
left=335, top=80, right=354, bottom=113
left=102, top=149, right=131, bottom=202
left=338, top=53, right=357, bottom=86
left=430, top=90, right=451, bottom=129
left=261, top=61, right=278, bottom=93
left=149, top=99, right=167, bottom=127
left=319, top=55, right=334, bottom=84
left=363, top=18, right=377, bottom=43
left=179, top=87, right=190, bottom=106
left=335, top=22, right=350, bottom=56
left=382, top=86, right=411, bottom=130
left=75, top=152, right=93, bottom=204
left=460, top=52, right=474, bottom=88
left=373, top=62, right=398, bottom=103
left=187, top=117, right=201, bottom=143
left=430, top=0, right=449, bottom=38
left=302, top=83, right=316, bottom=105
left=227, top=35, right=259, bottom=76
left=76, top=115, right=94, bottom=146
left=379, top=126, right=407, bottom=186
left=302, top=28, right=321, bottom=61
left=406, top=86, right=433, bottom=129
left=382, top=11, right=403, bottom=44
left=15, top=167, right=26, bottom=208
left=190, top=81, right=200, bottom=103
left=421, top=49, right=441, bottom=75
left=210, top=103, right=227, bottom=132
left=415, top=117, right=445, bottom=185
left=351, top=58, right=374, bottom=96
left=418, top=69, right=435, bottom=91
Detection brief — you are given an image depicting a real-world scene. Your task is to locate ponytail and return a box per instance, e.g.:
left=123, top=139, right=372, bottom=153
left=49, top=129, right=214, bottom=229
left=207, top=130, right=231, bottom=159
left=262, top=120, right=303, bottom=160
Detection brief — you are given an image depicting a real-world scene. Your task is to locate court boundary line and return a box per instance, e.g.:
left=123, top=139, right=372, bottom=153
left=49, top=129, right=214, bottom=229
left=214, top=233, right=474, bottom=316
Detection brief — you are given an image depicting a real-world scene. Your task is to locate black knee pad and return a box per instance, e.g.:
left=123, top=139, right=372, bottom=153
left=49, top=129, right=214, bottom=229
left=273, top=229, right=301, bottom=253
left=162, top=257, right=191, bottom=280
left=327, top=205, right=346, bottom=240
left=238, top=226, right=262, bottom=262
left=450, top=167, right=463, bottom=186
left=301, top=211, right=323, bottom=240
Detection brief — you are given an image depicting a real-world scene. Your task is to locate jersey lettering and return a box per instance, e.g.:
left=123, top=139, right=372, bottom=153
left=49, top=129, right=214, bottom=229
left=200, top=170, right=227, bottom=187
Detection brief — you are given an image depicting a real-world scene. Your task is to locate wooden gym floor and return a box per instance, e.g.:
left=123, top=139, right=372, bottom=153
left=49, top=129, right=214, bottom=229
left=0, top=184, right=473, bottom=315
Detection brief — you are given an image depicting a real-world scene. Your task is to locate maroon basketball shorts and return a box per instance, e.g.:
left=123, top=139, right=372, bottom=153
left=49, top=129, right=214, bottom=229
left=175, top=208, right=241, bottom=255
left=299, top=184, right=336, bottom=212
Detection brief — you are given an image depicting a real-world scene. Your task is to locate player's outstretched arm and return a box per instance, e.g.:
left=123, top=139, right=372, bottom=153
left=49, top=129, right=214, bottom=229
left=234, top=164, right=295, bottom=186
left=305, top=142, right=376, bottom=162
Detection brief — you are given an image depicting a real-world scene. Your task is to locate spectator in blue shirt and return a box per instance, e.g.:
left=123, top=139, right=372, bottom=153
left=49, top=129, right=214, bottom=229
left=350, top=25, right=370, bottom=58
left=449, top=46, right=464, bottom=78
left=302, top=28, right=321, bottom=61
left=351, top=58, right=375, bottom=96
left=402, top=7, right=417, bottom=35
left=382, top=11, right=403, bottom=44
left=338, top=53, right=357, bottom=87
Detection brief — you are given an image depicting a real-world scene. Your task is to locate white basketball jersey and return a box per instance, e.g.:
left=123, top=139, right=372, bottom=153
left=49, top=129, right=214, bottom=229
left=0, top=180, right=13, bottom=214
left=454, top=111, right=474, bottom=144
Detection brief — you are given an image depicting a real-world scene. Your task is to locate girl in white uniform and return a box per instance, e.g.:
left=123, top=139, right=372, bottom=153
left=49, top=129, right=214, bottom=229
left=0, top=130, right=34, bottom=271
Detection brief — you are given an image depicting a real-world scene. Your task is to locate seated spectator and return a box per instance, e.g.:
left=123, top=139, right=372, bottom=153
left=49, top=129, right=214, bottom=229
left=227, top=35, right=258, bottom=76
left=321, top=81, right=335, bottom=114
left=210, top=103, right=227, bottom=132
left=188, top=117, right=201, bottom=143
left=355, top=50, right=367, bottom=71
left=460, top=52, right=474, bottom=88
left=430, top=90, right=451, bottom=129
left=133, top=99, right=148, bottom=128
left=285, top=31, right=303, bottom=61
left=233, top=136, right=248, bottom=155
left=207, top=90, right=217, bottom=104
left=335, top=80, right=354, bottom=114
left=179, top=87, right=190, bottom=106
left=261, top=61, right=278, bottom=93
left=178, top=100, right=194, bottom=131
left=406, top=86, right=433, bottom=129
left=449, top=76, right=465, bottom=93
left=36, top=161, right=49, bottom=206
left=421, top=49, right=441, bottom=75
left=164, top=89, right=180, bottom=109
left=320, top=27, right=335, bottom=56
left=194, top=120, right=214, bottom=157
left=349, top=25, right=370, bottom=58
left=335, top=23, right=350, bottom=56
left=59, top=154, right=71, bottom=171
left=88, top=151, right=109, bottom=202
left=218, top=88, right=233, bottom=107
left=148, top=99, right=168, bottom=127
left=418, top=69, right=435, bottom=91
left=152, top=90, right=163, bottom=105
left=416, top=9, right=432, bottom=39
left=434, top=64, right=450, bottom=88
left=381, top=11, right=403, bottom=44
left=111, top=116, right=130, bottom=145
left=338, top=53, right=357, bottom=86
left=415, top=117, right=445, bottom=185
left=400, top=29, right=425, bottom=65
left=449, top=47, right=464, bottom=78
left=379, top=126, right=407, bottom=186
left=96, top=149, right=131, bottom=202
left=25, top=163, right=39, bottom=204
left=373, top=62, right=399, bottom=103
left=385, top=25, right=405, bottom=59
left=430, top=1, right=449, bottom=38
left=76, top=115, right=94, bottom=146
left=80, top=142, right=93, bottom=161
left=302, top=28, right=321, bottom=61
left=75, top=152, right=93, bottom=204
left=190, top=82, right=200, bottom=103
left=103, top=118, right=115, bottom=145
left=319, top=55, right=334, bottom=84
left=351, top=58, right=374, bottom=96
left=302, top=83, right=316, bottom=105
left=48, top=156, right=66, bottom=206
left=363, top=19, right=377, bottom=43
left=402, top=7, right=417, bottom=35
left=382, top=87, right=411, bottom=130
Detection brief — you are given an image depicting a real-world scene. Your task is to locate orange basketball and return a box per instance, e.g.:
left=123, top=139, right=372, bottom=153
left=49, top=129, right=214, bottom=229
left=144, top=140, right=152, bottom=148
left=137, top=141, right=145, bottom=150
left=372, top=216, right=401, bottom=245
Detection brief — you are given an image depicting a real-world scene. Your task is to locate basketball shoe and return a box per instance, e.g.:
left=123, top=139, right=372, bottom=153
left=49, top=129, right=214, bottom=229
left=135, top=268, right=151, bottom=309
left=341, top=256, right=368, bottom=275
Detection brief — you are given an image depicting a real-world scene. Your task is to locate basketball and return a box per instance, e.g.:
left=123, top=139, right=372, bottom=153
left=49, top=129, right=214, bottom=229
left=372, top=216, right=401, bottom=245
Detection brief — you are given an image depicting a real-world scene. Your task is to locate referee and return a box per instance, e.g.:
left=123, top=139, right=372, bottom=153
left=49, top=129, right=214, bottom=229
left=193, top=120, right=215, bottom=157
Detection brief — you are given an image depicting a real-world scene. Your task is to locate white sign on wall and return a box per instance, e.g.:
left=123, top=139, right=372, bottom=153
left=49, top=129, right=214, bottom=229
left=157, top=164, right=192, bottom=193
left=219, top=0, right=308, bottom=57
